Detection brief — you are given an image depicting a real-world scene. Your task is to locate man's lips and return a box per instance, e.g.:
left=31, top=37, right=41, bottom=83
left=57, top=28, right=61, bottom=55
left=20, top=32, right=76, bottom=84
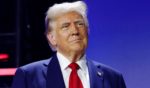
left=70, top=38, right=82, bottom=43
left=72, top=39, right=81, bottom=43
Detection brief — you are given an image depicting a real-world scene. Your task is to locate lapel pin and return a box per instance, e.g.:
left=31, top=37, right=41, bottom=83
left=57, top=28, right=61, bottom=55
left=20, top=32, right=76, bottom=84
left=97, top=71, right=102, bottom=77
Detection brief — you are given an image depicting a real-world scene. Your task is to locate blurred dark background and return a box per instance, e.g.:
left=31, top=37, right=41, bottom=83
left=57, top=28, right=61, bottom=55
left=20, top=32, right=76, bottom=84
left=0, top=0, right=77, bottom=87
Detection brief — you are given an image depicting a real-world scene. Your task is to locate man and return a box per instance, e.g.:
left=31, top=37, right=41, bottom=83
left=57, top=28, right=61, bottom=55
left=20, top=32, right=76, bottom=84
left=12, top=1, right=126, bottom=88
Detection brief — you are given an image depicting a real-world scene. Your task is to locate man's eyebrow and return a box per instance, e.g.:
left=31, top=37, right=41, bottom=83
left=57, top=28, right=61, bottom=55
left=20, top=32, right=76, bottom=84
left=74, top=19, right=85, bottom=24
left=60, top=19, right=84, bottom=25
left=74, top=19, right=84, bottom=22
left=61, top=22, right=70, bottom=27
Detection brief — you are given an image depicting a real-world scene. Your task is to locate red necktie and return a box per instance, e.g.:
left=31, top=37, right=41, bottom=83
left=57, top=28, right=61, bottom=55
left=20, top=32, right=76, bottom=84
left=69, top=63, right=83, bottom=88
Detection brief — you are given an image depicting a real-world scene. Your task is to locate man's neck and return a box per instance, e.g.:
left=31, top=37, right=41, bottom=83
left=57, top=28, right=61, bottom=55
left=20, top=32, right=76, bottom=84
left=57, top=51, right=84, bottom=62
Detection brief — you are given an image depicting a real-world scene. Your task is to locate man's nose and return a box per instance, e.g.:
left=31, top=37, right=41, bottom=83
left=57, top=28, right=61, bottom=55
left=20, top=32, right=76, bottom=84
left=71, top=24, right=79, bottom=35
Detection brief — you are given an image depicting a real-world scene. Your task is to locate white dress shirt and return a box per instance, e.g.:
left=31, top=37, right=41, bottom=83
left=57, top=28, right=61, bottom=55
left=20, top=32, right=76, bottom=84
left=57, top=52, right=90, bottom=88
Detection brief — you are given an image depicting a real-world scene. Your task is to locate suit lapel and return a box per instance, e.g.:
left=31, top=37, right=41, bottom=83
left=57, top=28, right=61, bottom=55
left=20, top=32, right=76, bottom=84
left=46, top=54, right=65, bottom=88
left=87, top=60, right=104, bottom=88
left=44, top=55, right=104, bottom=88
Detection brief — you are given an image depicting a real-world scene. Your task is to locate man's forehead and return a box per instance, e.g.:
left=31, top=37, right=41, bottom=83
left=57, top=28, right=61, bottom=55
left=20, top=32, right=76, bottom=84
left=55, top=11, right=82, bottom=19
left=59, top=18, right=84, bottom=24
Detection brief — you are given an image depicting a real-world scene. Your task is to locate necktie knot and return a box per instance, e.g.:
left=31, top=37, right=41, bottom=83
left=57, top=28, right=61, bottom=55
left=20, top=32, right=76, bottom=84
left=69, top=63, right=79, bottom=71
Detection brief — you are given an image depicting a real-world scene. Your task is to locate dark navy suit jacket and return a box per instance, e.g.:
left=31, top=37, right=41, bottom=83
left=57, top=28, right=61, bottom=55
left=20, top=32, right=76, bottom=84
left=12, top=54, right=126, bottom=88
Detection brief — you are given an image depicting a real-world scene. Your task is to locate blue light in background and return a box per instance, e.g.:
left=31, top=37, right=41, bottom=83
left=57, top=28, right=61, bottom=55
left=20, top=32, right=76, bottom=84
left=84, top=0, right=150, bottom=88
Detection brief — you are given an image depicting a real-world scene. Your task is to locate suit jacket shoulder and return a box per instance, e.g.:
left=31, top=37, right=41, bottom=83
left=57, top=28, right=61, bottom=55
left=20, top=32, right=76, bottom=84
left=88, top=60, right=126, bottom=88
left=19, top=59, right=50, bottom=72
left=12, top=58, right=51, bottom=88
left=92, top=60, right=122, bottom=76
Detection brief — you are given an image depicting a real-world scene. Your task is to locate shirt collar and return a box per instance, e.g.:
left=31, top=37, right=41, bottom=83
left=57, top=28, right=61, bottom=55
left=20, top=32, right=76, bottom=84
left=57, top=52, right=70, bottom=70
left=57, top=52, right=87, bottom=72
left=76, top=55, right=87, bottom=72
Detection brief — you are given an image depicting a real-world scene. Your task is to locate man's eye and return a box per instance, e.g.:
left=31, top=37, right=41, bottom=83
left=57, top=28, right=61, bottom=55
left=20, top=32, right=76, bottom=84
left=61, top=24, right=69, bottom=30
left=77, top=22, right=84, bottom=27
left=63, top=25, right=69, bottom=28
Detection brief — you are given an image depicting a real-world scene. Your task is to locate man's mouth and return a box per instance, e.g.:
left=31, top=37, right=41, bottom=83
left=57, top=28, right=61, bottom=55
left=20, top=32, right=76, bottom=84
left=70, top=37, right=82, bottom=43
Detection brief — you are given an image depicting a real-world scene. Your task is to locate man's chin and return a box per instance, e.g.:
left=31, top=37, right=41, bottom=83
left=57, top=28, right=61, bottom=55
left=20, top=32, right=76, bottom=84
left=70, top=46, right=84, bottom=52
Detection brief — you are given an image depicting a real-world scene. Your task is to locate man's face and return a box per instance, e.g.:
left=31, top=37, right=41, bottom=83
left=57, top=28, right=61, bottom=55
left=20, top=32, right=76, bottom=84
left=49, top=11, right=88, bottom=55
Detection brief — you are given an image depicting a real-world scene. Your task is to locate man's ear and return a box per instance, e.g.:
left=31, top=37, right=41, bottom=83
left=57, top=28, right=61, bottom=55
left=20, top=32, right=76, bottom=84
left=46, top=33, right=57, bottom=46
